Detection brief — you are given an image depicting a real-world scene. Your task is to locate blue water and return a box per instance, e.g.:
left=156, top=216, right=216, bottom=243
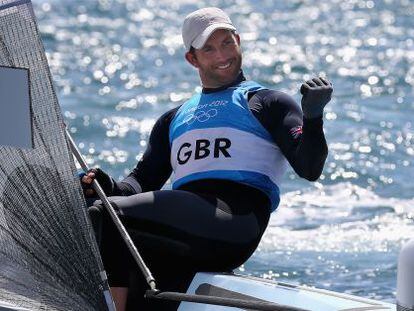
left=34, top=0, right=414, bottom=303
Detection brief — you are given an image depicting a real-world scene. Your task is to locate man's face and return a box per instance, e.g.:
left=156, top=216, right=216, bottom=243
left=185, top=29, right=242, bottom=88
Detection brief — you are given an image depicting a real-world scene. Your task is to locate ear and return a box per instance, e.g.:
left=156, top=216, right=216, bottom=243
left=235, top=33, right=241, bottom=46
left=185, top=51, right=199, bottom=68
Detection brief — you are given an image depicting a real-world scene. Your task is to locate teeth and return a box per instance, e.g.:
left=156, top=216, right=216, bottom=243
left=218, top=62, right=231, bottom=69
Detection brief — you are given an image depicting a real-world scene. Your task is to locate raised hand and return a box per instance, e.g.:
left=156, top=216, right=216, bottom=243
left=300, top=77, right=333, bottom=119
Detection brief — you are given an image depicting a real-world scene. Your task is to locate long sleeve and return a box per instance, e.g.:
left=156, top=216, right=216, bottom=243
left=249, top=89, right=328, bottom=181
left=113, top=106, right=179, bottom=194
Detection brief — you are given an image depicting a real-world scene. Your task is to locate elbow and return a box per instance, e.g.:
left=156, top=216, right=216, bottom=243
left=291, top=146, right=328, bottom=181
left=295, top=155, right=327, bottom=182
left=304, top=172, right=322, bottom=182
left=298, top=169, right=323, bottom=182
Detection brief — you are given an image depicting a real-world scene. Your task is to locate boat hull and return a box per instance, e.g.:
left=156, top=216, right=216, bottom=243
left=178, top=272, right=395, bottom=311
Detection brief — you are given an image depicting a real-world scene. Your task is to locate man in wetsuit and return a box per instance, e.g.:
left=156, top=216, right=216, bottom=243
left=81, top=7, right=332, bottom=311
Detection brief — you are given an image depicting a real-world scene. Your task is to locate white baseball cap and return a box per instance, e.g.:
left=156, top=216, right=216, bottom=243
left=182, top=7, right=236, bottom=52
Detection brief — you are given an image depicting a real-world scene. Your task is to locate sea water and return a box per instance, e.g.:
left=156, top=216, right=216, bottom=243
left=35, top=0, right=414, bottom=303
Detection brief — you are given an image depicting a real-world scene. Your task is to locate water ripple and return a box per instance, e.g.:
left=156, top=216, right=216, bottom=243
left=33, top=0, right=414, bottom=301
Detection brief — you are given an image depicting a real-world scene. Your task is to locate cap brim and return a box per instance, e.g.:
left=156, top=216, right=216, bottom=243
left=192, top=23, right=236, bottom=50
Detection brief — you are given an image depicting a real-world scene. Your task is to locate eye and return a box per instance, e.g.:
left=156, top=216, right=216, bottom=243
left=223, top=39, right=235, bottom=47
left=202, top=46, right=213, bottom=52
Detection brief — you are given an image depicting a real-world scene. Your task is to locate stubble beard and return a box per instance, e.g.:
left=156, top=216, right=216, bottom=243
left=202, top=55, right=242, bottom=88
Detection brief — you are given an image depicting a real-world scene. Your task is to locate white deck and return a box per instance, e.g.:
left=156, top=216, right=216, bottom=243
left=179, top=272, right=395, bottom=311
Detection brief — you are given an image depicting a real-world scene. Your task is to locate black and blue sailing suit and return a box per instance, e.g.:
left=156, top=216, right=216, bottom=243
left=90, top=71, right=328, bottom=309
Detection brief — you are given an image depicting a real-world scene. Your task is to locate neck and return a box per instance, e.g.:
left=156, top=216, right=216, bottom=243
left=202, top=71, right=245, bottom=94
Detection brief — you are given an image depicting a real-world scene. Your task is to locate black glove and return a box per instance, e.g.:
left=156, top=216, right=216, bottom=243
left=300, top=77, right=333, bottom=119
left=80, top=168, right=115, bottom=197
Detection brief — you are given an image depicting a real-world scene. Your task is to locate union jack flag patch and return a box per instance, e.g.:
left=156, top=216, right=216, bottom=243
left=290, top=126, right=303, bottom=139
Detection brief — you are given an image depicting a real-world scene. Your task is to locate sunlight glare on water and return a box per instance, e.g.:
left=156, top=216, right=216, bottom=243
left=34, top=0, right=414, bottom=303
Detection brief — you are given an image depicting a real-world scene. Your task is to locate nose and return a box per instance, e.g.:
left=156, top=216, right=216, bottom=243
left=215, top=47, right=227, bottom=62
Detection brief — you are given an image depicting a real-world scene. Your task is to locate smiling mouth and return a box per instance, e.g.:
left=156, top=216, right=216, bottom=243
left=216, top=61, right=232, bottom=70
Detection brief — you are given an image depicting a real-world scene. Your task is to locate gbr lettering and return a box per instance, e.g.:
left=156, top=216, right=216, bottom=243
left=177, top=138, right=231, bottom=165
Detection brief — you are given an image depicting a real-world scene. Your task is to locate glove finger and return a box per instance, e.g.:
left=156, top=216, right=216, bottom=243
left=319, top=77, right=331, bottom=86
left=79, top=172, right=93, bottom=190
left=82, top=172, right=96, bottom=186
left=94, top=168, right=110, bottom=183
left=300, top=83, right=311, bottom=95
left=93, top=168, right=107, bottom=186
left=306, top=80, right=317, bottom=88
left=312, top=77, right=324, bottom=86
left=87, top=168, right=98, bottom=175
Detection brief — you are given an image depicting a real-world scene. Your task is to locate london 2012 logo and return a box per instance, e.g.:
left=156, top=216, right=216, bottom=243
left=184, top=109, right=218, bottom=125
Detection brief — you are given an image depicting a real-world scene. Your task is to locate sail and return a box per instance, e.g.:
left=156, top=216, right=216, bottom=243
left=0, top=0, right=110, bottom=310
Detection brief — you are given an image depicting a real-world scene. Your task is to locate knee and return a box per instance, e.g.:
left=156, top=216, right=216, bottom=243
left=88, top=205, right=104, bottom=222
left=88, top=205, right=104, bottom=245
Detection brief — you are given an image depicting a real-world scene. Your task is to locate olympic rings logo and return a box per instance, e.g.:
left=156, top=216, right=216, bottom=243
left=184, top=109, right=218, bottom=125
